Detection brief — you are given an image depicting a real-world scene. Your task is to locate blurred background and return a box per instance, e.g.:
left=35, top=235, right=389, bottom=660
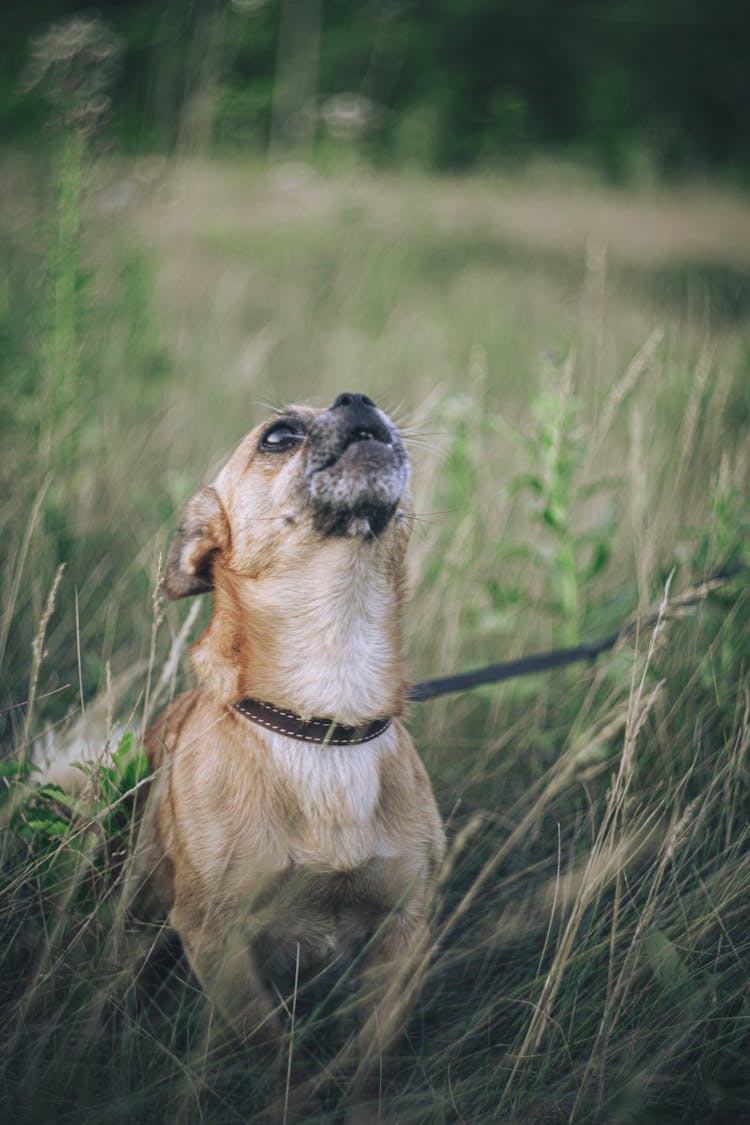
left=2, top=4, right=750, bottom=1122
left=3, top=0, right=750, bottom=177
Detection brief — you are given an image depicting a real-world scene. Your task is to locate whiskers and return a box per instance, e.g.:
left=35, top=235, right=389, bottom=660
left=252, top=394, right=331, bottom=417
left=252, top=395, right=295, bottom=416
left=382, top=398, right=450, bottom=461
left=401, top=430, right=449, bottom=458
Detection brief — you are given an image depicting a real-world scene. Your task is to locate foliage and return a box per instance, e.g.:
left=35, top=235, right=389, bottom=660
left=503, top=356, right=618, bottom=645
left=4, top=731, right=148, bottom=872
left=2, top=1, right=750, bottom=177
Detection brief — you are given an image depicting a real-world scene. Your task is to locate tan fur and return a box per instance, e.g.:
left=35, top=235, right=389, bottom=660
left=136, top=399, right=445, bottom=1116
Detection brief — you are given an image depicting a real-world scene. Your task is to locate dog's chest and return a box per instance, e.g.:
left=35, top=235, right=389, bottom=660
left=240, top=737, right=412, bottom=972
left=269, top=737, right=397, bottom=871
left=255, top=855, right=406, bottom=975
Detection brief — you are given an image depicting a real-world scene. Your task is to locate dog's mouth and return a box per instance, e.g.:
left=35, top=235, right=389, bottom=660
left=346, top=424, right=389, bottom=448
left=302, top=395, right=408, bottom=538
left=315, top=422, right=394, bottom=473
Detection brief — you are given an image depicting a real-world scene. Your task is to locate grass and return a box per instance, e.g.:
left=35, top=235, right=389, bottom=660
left=1, top=146, right=749, bottom=1123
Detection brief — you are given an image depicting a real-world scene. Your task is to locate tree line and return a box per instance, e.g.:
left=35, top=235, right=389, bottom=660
left=3, top=0, right=749, bottom=179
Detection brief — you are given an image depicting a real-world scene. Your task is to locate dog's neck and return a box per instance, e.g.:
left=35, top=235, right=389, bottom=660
left=190, top=538, right=407, bottom=726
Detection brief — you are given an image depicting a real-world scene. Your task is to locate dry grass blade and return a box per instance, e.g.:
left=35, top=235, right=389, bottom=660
left=20, top=564, right=65, bottom=761
left=593, top=326, right=664, bottom=454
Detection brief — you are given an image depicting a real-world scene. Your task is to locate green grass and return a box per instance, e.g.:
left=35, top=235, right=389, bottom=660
left=1, top=149, right=749, bottom=1123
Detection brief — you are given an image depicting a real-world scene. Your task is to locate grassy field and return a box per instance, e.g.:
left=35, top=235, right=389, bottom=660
left=1, top=150, right=749, bottom=1123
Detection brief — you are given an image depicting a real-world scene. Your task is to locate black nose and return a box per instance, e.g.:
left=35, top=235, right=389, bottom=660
left=332, top=392, right=376, bottom=411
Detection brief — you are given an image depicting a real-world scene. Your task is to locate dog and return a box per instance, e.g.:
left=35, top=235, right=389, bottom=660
left=136, top=392, right=445, bottom=1116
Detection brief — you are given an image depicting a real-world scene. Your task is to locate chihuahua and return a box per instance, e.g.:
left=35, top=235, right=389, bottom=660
left=137, top=393, right=445, bottom=1114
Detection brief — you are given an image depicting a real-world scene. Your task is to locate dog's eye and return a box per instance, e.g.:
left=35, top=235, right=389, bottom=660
left=260, top=422, right=304, bottom=452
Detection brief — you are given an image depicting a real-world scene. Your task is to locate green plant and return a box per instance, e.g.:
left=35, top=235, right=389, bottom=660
left=20, top=16, right=121, bottom=473
left=503, top=354, right=617, bottom=647
left=3, top=731, right=148, bottom=896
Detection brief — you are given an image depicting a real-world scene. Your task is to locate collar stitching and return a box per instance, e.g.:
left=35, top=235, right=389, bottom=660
left=232, top=699, right=392, bottom=746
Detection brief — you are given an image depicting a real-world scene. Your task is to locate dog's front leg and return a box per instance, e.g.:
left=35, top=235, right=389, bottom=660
left=170, top=902, right=320, bottom=1123
left=348, top=908, right=431, bottom=1121
left=170, top=899, right=282, bottom=1047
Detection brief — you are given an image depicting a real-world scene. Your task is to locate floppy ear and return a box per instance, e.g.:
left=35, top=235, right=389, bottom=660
left=163, top=486, right=230, bottom=601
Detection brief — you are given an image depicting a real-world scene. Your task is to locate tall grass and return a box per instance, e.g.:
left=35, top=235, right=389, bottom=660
left=1, top=146, right=749, bottom=1122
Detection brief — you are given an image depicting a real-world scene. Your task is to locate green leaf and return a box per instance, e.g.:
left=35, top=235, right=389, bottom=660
left=509, top=474, right=544, bottom=496
left=584, top=538, right=612, bottom=580
left=26, top=817, right=70, bottom=837
left=113, top=730, right=137, bottom=762
left=113, top=731, right=149, bottom=792
left=0, top=759, right=34, bottom=779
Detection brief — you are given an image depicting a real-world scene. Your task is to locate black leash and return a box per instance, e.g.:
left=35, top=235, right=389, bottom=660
left=409, top=635, right=619, bottom=701
left=409, top=565, right=743, bottom=703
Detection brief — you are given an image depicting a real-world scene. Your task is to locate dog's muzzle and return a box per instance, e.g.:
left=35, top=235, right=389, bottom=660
left=302, top=393, right=409, bottom=538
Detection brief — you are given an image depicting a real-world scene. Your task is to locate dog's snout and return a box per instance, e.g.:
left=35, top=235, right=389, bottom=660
left=328, top=392, right=390, bottom=445
left=303, top=395, right=407, bottom=538
left=332, top=392, right=376, bottom=411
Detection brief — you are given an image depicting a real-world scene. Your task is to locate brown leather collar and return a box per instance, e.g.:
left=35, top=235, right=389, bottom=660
left=232, top=698, right=392, bottom=746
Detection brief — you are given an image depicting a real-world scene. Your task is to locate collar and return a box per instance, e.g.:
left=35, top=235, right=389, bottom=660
left=232, top=698, right=392, bottom=746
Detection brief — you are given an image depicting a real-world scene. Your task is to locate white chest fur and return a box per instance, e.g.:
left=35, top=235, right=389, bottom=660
left=268, top=726, right=399, bottom=871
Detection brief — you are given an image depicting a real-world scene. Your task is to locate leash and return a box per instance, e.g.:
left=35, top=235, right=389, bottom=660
left=409, top=565, right=743, bottom=702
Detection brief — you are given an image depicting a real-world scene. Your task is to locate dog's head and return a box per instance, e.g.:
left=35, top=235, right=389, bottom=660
left=163, top=393, right=411, bottom=601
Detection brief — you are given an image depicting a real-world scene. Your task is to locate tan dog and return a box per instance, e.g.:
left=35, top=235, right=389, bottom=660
left=137, top=393, right=445, bottom=1114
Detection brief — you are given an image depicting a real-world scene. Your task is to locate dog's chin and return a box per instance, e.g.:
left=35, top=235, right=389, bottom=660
left=304, top=440, right=408, bottom=539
